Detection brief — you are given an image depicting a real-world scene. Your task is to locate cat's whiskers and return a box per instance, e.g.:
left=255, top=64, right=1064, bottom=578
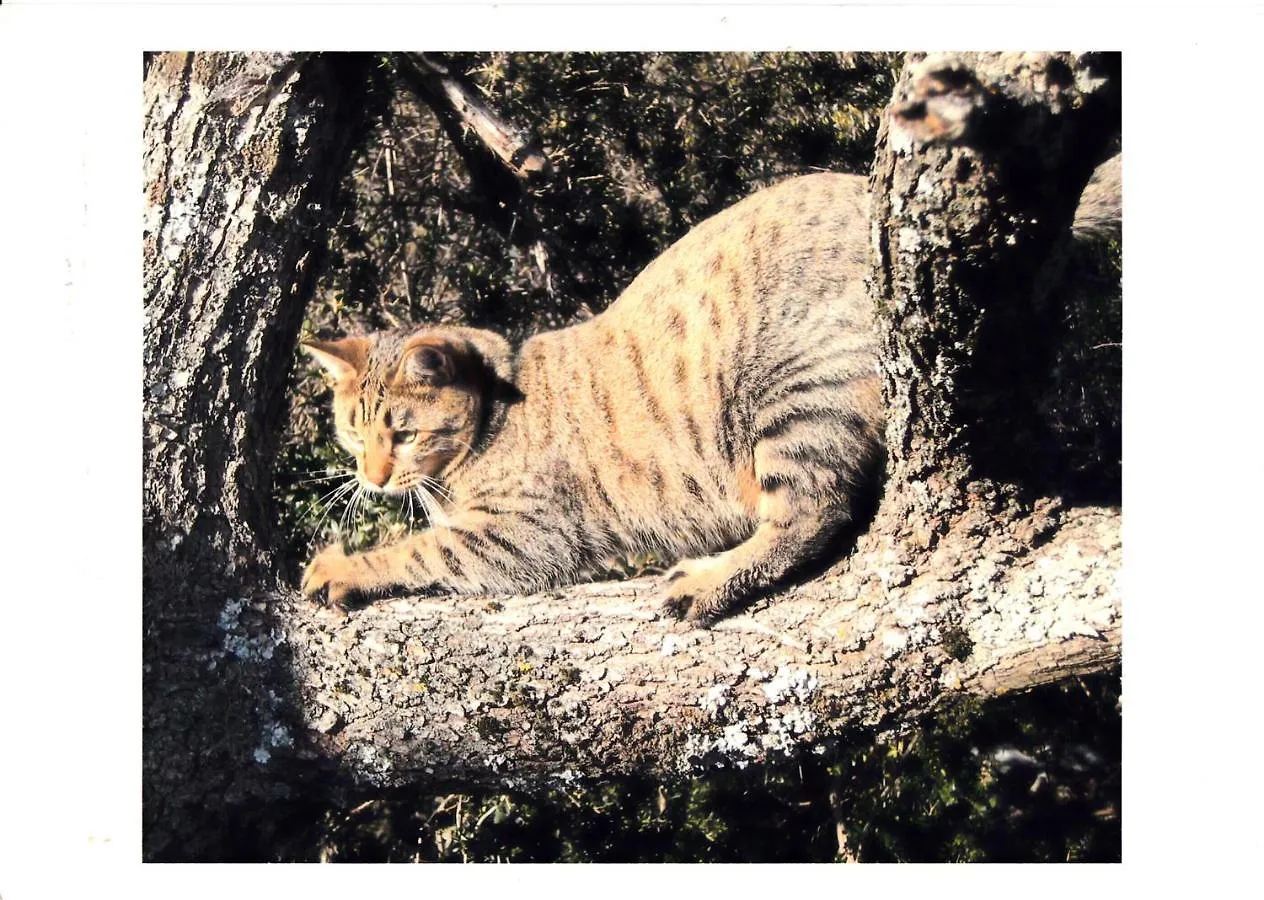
left=410, top=484, right=460, bottom=563
left=306, top=476, right=359, bottom=539
left=336, top=488, right=352, bottom=537
left=412, top=482, right=451, bottom=529
left=417, top=474, right=454, bottom=504
left=308, top=473, right=356, bottom=508
left=291, top=471, right=357, bottom=487
left=291, top=465, right=354, bottom=476
left=338, top=482, right=367, bottom=539
left=412, top=483, right=461, bottom=573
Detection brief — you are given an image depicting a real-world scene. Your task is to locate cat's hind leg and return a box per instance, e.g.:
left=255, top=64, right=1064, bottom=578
left=662, top=382, right=882, bottom=625
left=661, top=489, right=845, bottom=625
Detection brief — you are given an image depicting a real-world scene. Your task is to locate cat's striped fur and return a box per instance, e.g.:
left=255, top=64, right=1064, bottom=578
left=302, top=172, right=884, bottom=624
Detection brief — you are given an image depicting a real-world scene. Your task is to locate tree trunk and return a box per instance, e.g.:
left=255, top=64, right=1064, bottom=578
left=867, top=51, right=1121, bottom=550
left=142, top=51, right=1120, bottom=859
left=142, top=51, right=375, bottom=859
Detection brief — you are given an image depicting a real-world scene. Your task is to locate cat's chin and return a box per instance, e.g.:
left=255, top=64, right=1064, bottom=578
left=353, top=476, right=404, bottom=497
left=374, top=477, right=450, bottom=498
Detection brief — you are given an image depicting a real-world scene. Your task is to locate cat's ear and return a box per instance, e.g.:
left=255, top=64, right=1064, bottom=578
left=394, top=336, right=459, bottom=387
left=301, top=336, right=369, bottom=383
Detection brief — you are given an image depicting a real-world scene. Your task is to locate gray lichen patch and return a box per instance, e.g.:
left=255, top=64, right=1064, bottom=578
left=346, top=739, right=395, bottom=786
left=953, top=506, right=1120, bottom=686
left=881, top=627, right=910, bottom=658
left=675, top=662, right=832, bottom=772
left=679, top=721, right=762, bottom=771
left=214, top=596, right=286, bottom=665
left=700, top=684, right=730, bottom=719
left=254, top=713, right=295, bottom=765
left=760, top=665, right=818, bottom=704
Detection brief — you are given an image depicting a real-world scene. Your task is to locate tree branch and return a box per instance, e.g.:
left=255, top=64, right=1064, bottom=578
left=143, top=51, right=356, bottom=572
left=390, top=53, right=585, bottom=303
left=270, top=505, right=1118, bottom=787
left=143, top=51, right=378, bottom=859
left=863, top=52, right=1121, bottom=598
left=394, top=52, right=552, bottom=183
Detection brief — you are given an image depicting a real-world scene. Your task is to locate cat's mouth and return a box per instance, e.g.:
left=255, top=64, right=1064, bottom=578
left=359, top=478, right=407, bottom=497
left=361, top=450, right=457, bottom=495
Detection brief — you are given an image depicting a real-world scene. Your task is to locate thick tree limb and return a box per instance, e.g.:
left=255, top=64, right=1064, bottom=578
left=143, top=51, right=369, bottom=571
left=869, top=51, right=1121, bottom=531
left=264, top=505, right=1117, bottom=787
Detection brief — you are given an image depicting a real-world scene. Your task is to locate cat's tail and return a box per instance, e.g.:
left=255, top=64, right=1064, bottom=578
left=1071, top=153, right=1121, bottom=246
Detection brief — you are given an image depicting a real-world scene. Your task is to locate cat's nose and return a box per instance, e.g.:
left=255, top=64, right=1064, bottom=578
left=363, top=460, right=393, bottom=488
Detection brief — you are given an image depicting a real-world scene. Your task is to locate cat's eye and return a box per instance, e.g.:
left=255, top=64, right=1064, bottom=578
left=394, top=430, right=417, bottom=445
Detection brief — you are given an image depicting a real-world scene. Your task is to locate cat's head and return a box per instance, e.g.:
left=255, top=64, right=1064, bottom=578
left=302, top=327, right=516, bottom=495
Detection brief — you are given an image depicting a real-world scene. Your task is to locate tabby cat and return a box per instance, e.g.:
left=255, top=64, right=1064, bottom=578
left=302, top=152, right=1124, bottom=624
left=301, top=172, right=883, bottom=624
left=300, top=175, right=884, bottom=626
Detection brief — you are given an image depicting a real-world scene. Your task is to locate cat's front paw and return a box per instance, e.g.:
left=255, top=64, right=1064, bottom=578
left=661, top=562, right=730, bottom=627
left=302, top=544, right=362, bottom=612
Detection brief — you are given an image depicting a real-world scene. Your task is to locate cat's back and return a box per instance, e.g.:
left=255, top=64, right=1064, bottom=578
left=514, top=172, right=878, bottom=449
left=591, top=172, right=877, bottom=413
left=500, top=172, right=880, bottom=554
left=596, top=171, right=874, bottom=361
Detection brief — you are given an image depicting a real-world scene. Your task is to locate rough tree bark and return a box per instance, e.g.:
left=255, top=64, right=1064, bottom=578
left=142, top=51, right=376, bottom=859
left=142, top=51, right=1121, bottom=860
